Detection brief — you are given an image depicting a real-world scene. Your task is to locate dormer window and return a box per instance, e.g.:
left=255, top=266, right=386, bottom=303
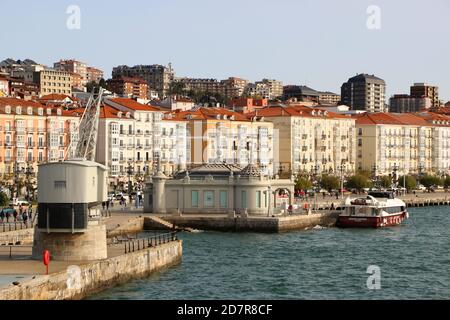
left=38, top=108, right=43, bottom=116
left=223, top=115, right=228, bottom=120
left=5, top=106, right=11, bottom=114
left=16, top=106, right=22, bottom=114
left=311, top=110, right=316, bottom=116
left=47, top=108, right=52, bottom=115
left=216, top=115, right=221, bottom=120
left=230, top=115, right=235, bottom=120
left=117, top=111, right=122, bottom=118
left=57, top=109, right=62, bottom=116
left=126, top=112, right=131, bottom=118
left=27, top=107, right=33, bottom=115
left=324, top=111, right=328, bottom=116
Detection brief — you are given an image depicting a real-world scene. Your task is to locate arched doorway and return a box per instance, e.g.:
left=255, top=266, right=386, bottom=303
left=273, top=188, right=292, bottom=209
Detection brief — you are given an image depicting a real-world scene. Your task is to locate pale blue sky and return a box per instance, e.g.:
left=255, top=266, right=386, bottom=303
left=1, top=0, right=449, bottom=101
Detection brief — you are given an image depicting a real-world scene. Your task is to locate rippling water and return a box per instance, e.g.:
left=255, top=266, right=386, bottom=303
left=90, top=207, right=450, bottom=300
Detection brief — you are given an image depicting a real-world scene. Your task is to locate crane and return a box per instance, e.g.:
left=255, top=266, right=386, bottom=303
left=65, top=88, right=104, bottom=161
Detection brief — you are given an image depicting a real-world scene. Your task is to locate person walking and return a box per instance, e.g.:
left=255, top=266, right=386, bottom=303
left=106, top=200, right=110, bottom=217
left=28, top=207, right=33, bottom=221
left=22, top=211, right=28, bottom=226
left=13, top=208, right=18, bottom=222
left=0, top=209, right=4, bottom=223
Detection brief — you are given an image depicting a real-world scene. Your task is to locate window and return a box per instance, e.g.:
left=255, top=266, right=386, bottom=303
left=191, top=190, right=199, bottom=208
left=256, top=191, right=261, bottom=208
left=241, top=190, right=247, bottom=208
left=54, top=181, right=66, bottom=189
left=203, top=190, right=214, bottom=208
left=219, top=190, right=228, bottom=208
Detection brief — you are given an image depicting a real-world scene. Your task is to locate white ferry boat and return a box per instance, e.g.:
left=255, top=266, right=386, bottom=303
left=337, top=191, right=409, bottom=228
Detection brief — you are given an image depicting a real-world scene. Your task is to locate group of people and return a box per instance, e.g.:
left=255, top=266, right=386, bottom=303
left=0, top=204, right=33, bottom=225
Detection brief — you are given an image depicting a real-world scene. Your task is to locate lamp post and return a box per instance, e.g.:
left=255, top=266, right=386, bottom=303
left=127, top=162, right=134, bottom=201
left=24, top=163, right=35, bottom=201
left=392, top=164, right=399, bottom=191
left=338, top=163, right=346, bottom=199
left=267, top=185, right=272, bottom=217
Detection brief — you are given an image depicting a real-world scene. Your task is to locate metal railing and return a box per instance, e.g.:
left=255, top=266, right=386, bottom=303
left=123, top=232, right=178, bottom=254
left=0, top=221, right=34, bottom=233
left=0, top=245, right=32, bottom=258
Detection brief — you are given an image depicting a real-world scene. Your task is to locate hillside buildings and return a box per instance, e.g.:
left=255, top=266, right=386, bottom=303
left=112, top=64, right=174, bottom=97
left=106, top=76, right=149, bottom=100
left=341, top=74, right=386, bottom=113
left=389, top=94, right=432, bottom=113
left=410, top=83, right=439, bottom=108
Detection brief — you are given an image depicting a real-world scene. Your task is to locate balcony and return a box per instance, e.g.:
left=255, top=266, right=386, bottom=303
left=136, top=144, right=143, bottom=149
left=127, top=144, right=135, bottom=149
left=127, top=130, right=135, bottom=136
left=37, top=143, right=45, bottom=149
left=27, top=142, right=36, bottom=148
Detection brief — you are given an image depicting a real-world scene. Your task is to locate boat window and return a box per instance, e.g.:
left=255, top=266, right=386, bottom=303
left=350, top=207, right=356, bottom=216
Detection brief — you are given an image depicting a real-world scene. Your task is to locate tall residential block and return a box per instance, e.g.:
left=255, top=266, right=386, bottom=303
left=410, top=83, right=439, bottom=108
left=340, top=74, right=386, bottom=113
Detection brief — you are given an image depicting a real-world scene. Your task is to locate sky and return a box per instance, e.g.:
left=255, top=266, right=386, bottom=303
left=1, top=0, right=449, bottom=101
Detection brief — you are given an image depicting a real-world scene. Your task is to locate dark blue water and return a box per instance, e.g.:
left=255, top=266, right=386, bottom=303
left=90, top=207, right=450, bottom=299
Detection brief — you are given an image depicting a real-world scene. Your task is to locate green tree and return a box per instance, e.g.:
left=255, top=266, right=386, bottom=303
left=320, top=175, right=340, bottom=192
left=0, top=191, right=8, bottom=207
left=295, top=177, right=312, bottom=191
left=419, top=175, right=442, bottom=190
left=168, top=81, right=186, bottom=96
left=346, top=174, right=371, bottom=192
left=379, top=176, right=392, bottom=188
left=398, top=175, right=417, bottom=191
left=444, top=176, right=450, bottom=189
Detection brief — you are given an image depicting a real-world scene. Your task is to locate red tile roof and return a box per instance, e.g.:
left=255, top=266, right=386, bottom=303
left=168, top=107, right=250, bottom=121
left=105, top=98, right=161, bottom=111
left=355, top=112, right=431, bottom=126
left=247, top=104, right=349, bottom=119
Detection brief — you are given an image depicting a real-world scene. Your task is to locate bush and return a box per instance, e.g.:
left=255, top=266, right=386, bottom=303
left=444, top=176, right=450, bottom=188
left=0, top=192, right=8, bottom=207
left=346, top=174, right=371, bottom=191
left=320, top=175, right=340, bottom=192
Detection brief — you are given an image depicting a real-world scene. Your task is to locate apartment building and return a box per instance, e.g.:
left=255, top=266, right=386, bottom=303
left=33, top=69, right=72, bottom=96
left=341, top=74, right=386, bottom=113
left=86, top=67, right=104, bottom=83
left=410, top=83, right=439, bottom=108
left=355, top=113, right=440, bottom=176
left=229, top=98, right=268, bottom=113
left=95, top=98, right=187, bottom=187
left=0, top=98, right=79, bottom=179
left=318, top=91, right=341, bottom=105
left=112, top=64, right=174, bottom=97
left=54, top=59, right=87, bottom=86
left=177, top=76, right=249, bottom=99
left=389, top=94, right=432, bottom=113
left=255, top=105, right=356, bottom=176
left=245, top=79, right=283, bottom=100
left=106, top=76, right=149, bottom=100
left=168, top=107, right=274, bottom=175
left=282, top=85, right=320, bottom=103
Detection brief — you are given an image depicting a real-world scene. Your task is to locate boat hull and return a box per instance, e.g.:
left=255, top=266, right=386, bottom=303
left=337, top=211, right=408, bottom=228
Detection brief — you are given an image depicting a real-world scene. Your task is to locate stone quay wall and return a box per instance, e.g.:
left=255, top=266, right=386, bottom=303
left=0, top=228, right=34, bottom=245
left=107, top=217, right=145, bottom=238
left=0, top=240, right=182, bottom=300
left=151, top=212, right=339, bottom=233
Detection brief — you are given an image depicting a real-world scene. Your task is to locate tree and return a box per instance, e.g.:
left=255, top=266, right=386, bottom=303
left=419, top=175, right=442, bottom=190
left=168, top=82, right=186, bottom=96
left=444, top=176, right=450, bottom=189
left=379, top=176, right=392, bottom=188
left=295, top=177, right=312, bottom=191
left=0, top=191, right=8, bottom=207
left=397, top=175, right=417, bottom=192
left=346, top=174, right=371, bottom=192
left=320, top=175, right=340, bottom=192
left=87, top=78, right=107, bottom=93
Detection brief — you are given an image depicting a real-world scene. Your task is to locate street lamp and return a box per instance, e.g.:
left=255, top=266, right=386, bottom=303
left=25, top=163, right=35, bottom=201
left=392, top=164, right=399, bottom=190
left=127, top=162, right=134, bottom=200
left=338, top=163, right=346, bottom=199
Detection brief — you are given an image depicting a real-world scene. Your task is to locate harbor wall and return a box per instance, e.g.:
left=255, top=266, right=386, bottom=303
left=0, top=240, right=182, bottom=300
left=0, top=228, right=34, bottom=245
left=107, top=217, right=144, bottom=237
left=148, top=212, right=339, bottom=233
